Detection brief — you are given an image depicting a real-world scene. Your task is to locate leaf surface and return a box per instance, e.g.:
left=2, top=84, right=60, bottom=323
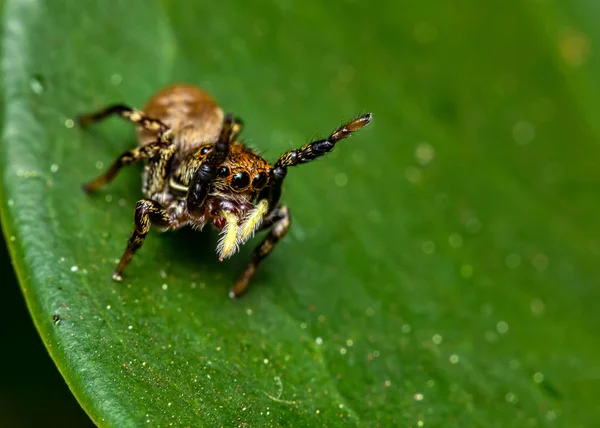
left=2, top=0, right=600, bottom=426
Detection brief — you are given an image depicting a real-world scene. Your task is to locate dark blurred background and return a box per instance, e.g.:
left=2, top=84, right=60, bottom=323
left=0, top=233, right=93, bottom=427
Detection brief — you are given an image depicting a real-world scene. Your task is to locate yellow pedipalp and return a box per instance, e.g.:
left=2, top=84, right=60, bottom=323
left=239, top=200, right=269, bottom=244
left=218, top=211, right=239, bottom=261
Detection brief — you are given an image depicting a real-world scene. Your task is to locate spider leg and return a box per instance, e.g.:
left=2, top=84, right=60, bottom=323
left=268, top=113, right=372, bottom=208
left=230, top=205, right=291, bottom=298
left=113, top=199, right=172, bottom=281
left=275, top=113, right=372, bottom=168
left=185, top=113, right=235, bottom=214
left=230, top=116, right=244, bottom=142
left=77, top=104, right=169, bottom=136
left=83, top=140, right=173, bottom=193
left=142, top=143, right=177, bottom=197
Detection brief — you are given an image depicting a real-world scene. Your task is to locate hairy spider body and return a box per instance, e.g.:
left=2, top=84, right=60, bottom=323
left=78, top=83, right=371, bottom=298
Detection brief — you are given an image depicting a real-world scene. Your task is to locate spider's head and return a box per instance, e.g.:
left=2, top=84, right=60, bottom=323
left=212, top=142, right=271, bottom=200
left=188, top=142, right=273, bottom=260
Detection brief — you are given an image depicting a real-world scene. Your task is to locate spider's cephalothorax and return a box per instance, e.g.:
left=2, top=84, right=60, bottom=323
left=78, top=84, right=372, bottom=298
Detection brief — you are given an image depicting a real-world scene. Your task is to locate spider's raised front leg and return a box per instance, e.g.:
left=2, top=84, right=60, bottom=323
left=230, top=205, right=291, bottom=298
left=113, top=199, right=173, bottom=281
left=185, top=113, right=236, bottom=214
left=268, top=113, right=372, bottom=207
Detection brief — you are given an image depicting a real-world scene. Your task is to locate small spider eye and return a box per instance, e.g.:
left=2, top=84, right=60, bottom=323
left=200, top=147, right=211, bottom=155
left=252, top=172, right=267, bottom=189
left=217, top=166, right=230, bottom=177
left=231, top=171, right=251, bottom=190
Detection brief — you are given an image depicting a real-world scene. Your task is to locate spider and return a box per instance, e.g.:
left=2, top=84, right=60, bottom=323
left=78, top=83, right=372, bottom=298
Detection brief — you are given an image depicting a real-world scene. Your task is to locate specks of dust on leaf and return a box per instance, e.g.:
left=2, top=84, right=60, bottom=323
left=2, top=0, right=600, bottom=427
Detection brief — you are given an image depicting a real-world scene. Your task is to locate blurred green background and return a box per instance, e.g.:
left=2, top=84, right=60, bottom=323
left=2, top=0, right=600, bottom=427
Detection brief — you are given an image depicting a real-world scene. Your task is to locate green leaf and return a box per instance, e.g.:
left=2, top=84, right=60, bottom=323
left=2, top=0, right=600, bottom=426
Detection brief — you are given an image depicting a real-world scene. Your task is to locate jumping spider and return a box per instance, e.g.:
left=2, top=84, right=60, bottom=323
left=78, top=84, right=372, bottom=298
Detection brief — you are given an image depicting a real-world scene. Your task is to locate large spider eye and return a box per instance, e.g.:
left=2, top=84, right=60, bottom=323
left=200, top=146, right=211, bottom=155
left=217, top=166, right=230, bottom=177
left=231, top=171, right=251, bottom=190
left=252, top=172, right=267, bottom=189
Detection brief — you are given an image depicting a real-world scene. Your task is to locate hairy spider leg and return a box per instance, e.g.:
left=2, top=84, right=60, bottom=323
left=113, top=199, right=171, bottom=281
left=268, top=113, right=372, bottom=208
left=185, top=113, right=235, bottom=214
left=77, top=104, right=169, bottom=136
left=82, top=140, right=174, bottom=193
left=230, top=205, right=291, bottom=298
left=78, top=102, right=177, bottom=193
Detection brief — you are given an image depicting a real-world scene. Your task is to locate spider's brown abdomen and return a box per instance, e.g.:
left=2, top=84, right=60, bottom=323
left=137, top=84, right=224, bottom=151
